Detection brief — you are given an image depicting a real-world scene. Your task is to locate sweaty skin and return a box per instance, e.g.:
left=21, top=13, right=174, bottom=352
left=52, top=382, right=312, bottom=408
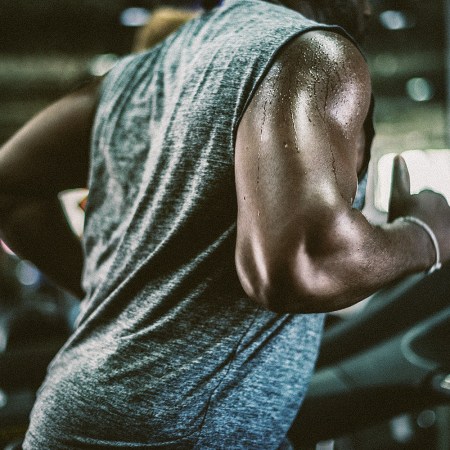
left=0, top=21, right=449, bottom=312
left=235, top=30, right=450, bottom=313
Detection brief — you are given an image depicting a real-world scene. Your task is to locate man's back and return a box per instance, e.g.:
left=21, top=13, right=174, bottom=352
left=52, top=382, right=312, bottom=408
left=24, top=2, right=334, bottom=448
left=0, top=0, right=446, bottom=448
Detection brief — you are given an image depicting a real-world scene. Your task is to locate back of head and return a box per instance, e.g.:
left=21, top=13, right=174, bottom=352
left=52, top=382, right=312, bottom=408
left=201, top=0, right=222, bottom=10
left=132, top=7, right=199, bottom=52
left=282, top=0, right=370, bottom=42
left=311, top=0, right=367, bottom=41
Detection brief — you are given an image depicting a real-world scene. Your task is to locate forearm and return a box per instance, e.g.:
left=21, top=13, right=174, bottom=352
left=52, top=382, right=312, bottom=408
left=0, top=195, right=85, bottom=299
left=237, top=206, right=436, bottom=314
left=290, top=210, right=435, bottom=312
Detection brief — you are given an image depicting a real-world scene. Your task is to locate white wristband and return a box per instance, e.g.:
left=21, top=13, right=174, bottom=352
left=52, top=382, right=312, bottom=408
left=399, top=216, right=442, bottom=274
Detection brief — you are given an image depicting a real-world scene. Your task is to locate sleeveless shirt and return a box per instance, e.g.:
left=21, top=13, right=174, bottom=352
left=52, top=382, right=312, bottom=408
left=24, top=1, right=368, bottom=448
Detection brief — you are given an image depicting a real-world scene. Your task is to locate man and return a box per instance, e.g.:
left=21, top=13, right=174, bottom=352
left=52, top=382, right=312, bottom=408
left=0, top=0, right=449, bottom=448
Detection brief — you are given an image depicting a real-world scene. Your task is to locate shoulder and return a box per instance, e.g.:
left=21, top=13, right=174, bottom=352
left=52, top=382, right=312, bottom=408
left=279, top=29, right=368, bottom=74
left=248, top=29, right=372, bottom=131
left=273, top=29, right=371, bottom=97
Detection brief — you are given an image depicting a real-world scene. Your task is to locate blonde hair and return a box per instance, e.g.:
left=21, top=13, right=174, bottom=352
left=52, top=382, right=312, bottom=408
left=132, top=8, right=199, bottom=52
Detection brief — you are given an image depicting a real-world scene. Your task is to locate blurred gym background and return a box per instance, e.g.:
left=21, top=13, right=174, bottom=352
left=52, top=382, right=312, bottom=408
left=0, top=0, right=449, bottom=449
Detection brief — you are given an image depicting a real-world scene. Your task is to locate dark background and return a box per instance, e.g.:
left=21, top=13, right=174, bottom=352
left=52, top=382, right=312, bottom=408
left=0, top=1, right=448, bottom=449
left=0, top=0, right=448, bottom=151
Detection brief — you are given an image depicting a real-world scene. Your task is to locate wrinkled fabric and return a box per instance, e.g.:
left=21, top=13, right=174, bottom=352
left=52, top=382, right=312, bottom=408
left=23, top=1, right=367, bottom=448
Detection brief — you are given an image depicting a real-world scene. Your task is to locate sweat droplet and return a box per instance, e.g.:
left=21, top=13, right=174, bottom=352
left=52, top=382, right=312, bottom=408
left=284, top=143, right=288, bottom=148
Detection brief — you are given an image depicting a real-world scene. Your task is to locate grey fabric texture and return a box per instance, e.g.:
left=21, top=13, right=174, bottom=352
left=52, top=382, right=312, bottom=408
left=23, top=1, right=360, bottom=448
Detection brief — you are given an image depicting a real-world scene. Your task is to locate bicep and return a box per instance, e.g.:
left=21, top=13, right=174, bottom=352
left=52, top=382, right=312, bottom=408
left=235, top=31, right=371, bottom=303
left=0, top=79, right=101, bottom=198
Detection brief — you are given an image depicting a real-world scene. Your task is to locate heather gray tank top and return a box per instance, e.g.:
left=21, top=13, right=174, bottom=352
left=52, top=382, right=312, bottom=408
left=24, top=1, right=365, bottom=448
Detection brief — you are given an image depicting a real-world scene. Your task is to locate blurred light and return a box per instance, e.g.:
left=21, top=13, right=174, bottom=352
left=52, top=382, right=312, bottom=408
left=440, top=374, right=450, bottom=390
left=406, top=78, right=434, bottom=102
left=417, top=410, right=436, bottom=428
left=120, top=7, right=151, bottom=27
left=0, top=240, right=15, bottom=256
left=0, top=326, right=7, bottom=353
left=379, top=10, right=416, bottom=30
left=16, top=260, right=41, bottom=287
left=375, top=150, right=450, bottom=212
left=0, top=389, right=7, bottom=409
left=373, top=53, right=399, bottom=76
left=68, top=303, right=81, bottom=330
left=316, top=441, right=334, bottom=450
left=389, top=415, right=414, bottom=443
left=89, top=54, right=119, bottom=77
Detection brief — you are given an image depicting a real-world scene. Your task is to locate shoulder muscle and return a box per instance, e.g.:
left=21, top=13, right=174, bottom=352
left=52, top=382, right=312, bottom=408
left=234, top=31, right=372, bottom=310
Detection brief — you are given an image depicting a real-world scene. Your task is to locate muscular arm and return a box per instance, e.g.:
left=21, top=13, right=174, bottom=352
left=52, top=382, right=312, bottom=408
left=235, top=31, right=443, bottom=313
left=0, top=81, right=100, bottom=299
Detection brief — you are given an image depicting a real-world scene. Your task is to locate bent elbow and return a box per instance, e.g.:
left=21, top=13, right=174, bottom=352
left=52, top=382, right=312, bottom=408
left=235, top=248, right=326, bottom=314
left=235, top=241, right=275, bottom=310
left=235, top=239, right=358, bottom=314
left=235, top=209, right=365, bottom=313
